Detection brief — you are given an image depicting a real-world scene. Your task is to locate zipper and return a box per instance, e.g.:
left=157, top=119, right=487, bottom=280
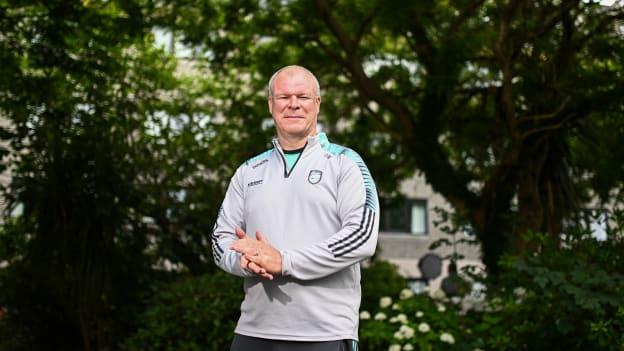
left=276, top=142, right=307, bottom=178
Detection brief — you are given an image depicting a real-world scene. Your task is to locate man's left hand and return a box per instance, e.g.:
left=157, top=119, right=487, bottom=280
left=230, top=230, right=282, bottom=277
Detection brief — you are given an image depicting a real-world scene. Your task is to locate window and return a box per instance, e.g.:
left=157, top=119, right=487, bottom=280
left=380, top=198, right=428, bottom=235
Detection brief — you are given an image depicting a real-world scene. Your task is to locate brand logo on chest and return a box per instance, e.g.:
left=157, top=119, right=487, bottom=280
left=248, top=180, right=263, bottom=187
left=308, top=170, right=323, bottom=184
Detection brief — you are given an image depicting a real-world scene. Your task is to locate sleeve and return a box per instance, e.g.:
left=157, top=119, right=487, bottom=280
left=280, top=150, right=379, bottom=280
left=211, top=166, right=254, bottom=277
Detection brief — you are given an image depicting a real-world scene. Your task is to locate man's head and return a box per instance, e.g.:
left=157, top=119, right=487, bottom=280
left=268, top=66, right=321, bottom=145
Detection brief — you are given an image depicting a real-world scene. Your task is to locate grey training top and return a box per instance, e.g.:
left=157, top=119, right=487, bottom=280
left=212, top=132, right=379, bottom=341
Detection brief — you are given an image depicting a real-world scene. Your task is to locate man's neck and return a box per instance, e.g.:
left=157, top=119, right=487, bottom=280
left=277, top=132, right=316, bottom=151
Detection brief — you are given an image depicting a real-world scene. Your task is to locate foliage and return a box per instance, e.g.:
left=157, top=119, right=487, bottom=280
left=0, top=1, right=166, bottom=349
left=429, top=207, right=481, bottom=271
left=122, top=271, right=244, bottom=351
left=359, top=211, right=624, bottom=351
left=1, top=0, right=623, bottom=349
left=467, top=216, right=624, bottom=351
left=0, top=1, right=253, bottom=349
left=156, top=0, right=624, bottom=276
left=359, top=289, right=472, bottom=351
left=360, top=259, right=408, bottom=313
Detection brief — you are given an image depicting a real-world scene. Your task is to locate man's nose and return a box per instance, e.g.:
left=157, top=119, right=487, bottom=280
left=287, top=96, right=301, bottom=109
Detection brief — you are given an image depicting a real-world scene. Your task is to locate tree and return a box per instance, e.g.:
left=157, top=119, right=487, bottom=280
left=157, top=0, right=624, bottom=275
left=0, top=1, right=183, bottom=349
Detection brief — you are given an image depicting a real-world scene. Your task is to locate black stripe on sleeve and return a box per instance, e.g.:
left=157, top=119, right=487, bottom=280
left=335, top=212, right=376, bottom=257
left=211, top=220, right=224, bottom=263
left=330, top=208, right=374, bottom=257
left=328, top=206, right=367, bottom=250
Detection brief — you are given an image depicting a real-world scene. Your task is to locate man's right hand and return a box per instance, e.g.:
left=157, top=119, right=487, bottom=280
left=236, top=227, right=274, bottom=280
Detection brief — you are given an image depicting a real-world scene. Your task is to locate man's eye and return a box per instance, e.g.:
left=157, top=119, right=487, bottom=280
left=299, top=96, right=311, bottom=100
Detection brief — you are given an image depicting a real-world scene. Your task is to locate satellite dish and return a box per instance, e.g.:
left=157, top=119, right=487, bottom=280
left=418, top=253, right=442, bottom=281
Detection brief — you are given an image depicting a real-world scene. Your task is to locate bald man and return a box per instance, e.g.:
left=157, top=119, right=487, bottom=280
left=212, top=66, right=379, bottom=351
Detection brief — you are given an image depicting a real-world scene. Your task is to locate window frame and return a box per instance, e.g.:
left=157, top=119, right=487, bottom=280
left=380, top=197, right=429, bottom=235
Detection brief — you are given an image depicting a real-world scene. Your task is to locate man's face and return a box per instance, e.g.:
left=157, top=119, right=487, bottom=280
left=268, top=69, right=321, bottom=142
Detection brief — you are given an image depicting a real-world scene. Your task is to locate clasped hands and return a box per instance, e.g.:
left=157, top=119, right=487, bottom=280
left=230, top=228, right=282, bottom=280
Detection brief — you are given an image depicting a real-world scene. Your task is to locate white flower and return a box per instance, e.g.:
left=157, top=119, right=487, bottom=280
left=437, top=304, right=446, bottom=312
left=399, top=288, right=414, bottom=300
left=359, top=311, right=371, bottom=320
left=394, top=325, right=415, bottom=340
left=451, top=296, right=461, bottom=304
left=389, top=316, right=399, bottom=323
left=440, top=332, right=455, bottom=344
left=397, top=313, right=408, bottom=324
left=415, top=311, right=424, bottom=318
left=392, top=303, right=401, bottom=310
left=380, top=296, right=393, bottom=308
left=473, top=349, right=484, bottom=351
left=430, top=289, right=446, bottom=300
left=403, top=344, right=414, bottom=351
left=374, top=312, right=387, bottom=321
left=418, top=322, right=430, bottom=333
left=399, top=325, right=415, bottom=338
left=388, top=344, right=401, bottom=351
left=513, top=287, right=526, bottom=297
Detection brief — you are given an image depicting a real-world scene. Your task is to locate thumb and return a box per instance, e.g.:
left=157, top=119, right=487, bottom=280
left=235, top=227, right=246, bottom=239
left=256, top=231, right=269, bottom=243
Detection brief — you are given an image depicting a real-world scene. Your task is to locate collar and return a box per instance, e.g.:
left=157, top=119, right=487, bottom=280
left=272, top=132, right=329, bottom=152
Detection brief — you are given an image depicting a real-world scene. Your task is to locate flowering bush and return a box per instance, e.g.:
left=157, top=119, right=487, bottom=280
left=466, top=230, right=624, bottom=351
left=359, top=290, right=473, bottom=351
left=359, top=213, right=624, bottom=351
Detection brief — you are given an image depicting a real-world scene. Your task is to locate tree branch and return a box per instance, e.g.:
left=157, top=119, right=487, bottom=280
left=314, top=0, right=479, bottom=214
left=311, top=36, right=349, bottom=67
left=520, top=114, right=576, bottom=139
left=517, top=96, right=571, bottom=123
left=407, top=22, right=435, bottom=70
left=447, top=0, right=487, bottom=39
left=314, top=0, right=415, bottom=137
left=495, top=0, right=524, bottom=144
left=354, top=4, right=381, bottom=45
left=360, top=100, right=404, bottom=143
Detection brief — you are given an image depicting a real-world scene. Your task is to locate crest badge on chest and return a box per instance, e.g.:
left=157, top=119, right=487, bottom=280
left=308, top=170, right=323, bottom=184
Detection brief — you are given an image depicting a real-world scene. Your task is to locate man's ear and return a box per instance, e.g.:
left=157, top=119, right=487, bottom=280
left=268, top=98, right=273, bottom=114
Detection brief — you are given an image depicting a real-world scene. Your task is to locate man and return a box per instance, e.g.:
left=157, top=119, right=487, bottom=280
left=212, top=65, right=379, bottom=351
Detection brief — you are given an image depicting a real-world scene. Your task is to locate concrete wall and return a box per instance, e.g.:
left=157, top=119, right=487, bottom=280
left=376, top=172, right=483, bottom=291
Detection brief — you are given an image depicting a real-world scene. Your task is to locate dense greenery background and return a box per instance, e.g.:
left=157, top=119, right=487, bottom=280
left=0, top=0, right=622, bottom=350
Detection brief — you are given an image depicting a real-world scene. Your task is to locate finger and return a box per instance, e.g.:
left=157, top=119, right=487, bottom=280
left=256, top=231, right=269, bottom=243
left=245, top=253, right=264, bottom=266
left=245, top=256, right=274, bottom=280
left=248, top=261, right=266, bottom=275
left=235, top=227, right=247, bottom=239
left=260, top=272, right=274, bottom=280
left=240, top=255, right=249, bottom=270
left=232, top=243, right=259, bottom=255
left=230, top=238, right=253, bottom=251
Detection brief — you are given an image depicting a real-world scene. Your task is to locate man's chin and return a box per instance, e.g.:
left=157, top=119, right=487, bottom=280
left=279, top=129, right=315, bottom=140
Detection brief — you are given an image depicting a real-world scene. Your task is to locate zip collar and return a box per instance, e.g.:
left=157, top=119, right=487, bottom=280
left=271, top=133, right=329, bottom=154
left=272, top=133, right=329, bottom=178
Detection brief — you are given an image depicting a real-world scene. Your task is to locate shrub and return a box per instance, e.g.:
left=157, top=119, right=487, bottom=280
left=358, top=212, right=624, bottom=351
left=359, top=289, right=473, bottom=351
left=360, top=259, right=408, bottom=313
left=122, top=271, right=244, bottom=351
left=467, top=229, right=624, bottom=351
